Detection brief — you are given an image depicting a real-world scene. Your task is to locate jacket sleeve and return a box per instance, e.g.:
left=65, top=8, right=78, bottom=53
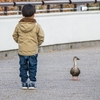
left=37, top=24, right=44, bottom=46
left=12, top=26, right=19, bottom=43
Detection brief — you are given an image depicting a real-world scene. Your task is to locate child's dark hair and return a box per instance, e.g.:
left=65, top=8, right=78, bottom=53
left=22, top=4, right=36, bottom=17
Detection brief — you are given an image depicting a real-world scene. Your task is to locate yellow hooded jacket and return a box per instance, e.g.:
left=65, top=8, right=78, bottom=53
left=12, top=17, right=44, bottom=56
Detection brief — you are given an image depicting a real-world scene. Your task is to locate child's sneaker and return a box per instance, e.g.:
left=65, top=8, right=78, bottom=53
left=29, top=82, right=36, bottom=90
left=22, top=82, right=28, bottom=90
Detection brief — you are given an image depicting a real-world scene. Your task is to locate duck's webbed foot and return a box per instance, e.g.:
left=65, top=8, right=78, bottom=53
left=76, top=77, right=79, bottom=81
left=72, top=76, right=74, bottom=80
left=72, top=76, right=79, bottom=81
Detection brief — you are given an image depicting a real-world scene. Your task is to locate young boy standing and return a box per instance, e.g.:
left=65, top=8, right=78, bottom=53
left=12, top=4, right=44, bottom=90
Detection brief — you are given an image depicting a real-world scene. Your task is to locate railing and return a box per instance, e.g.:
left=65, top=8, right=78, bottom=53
left=0, top=0, right=100, bottom=15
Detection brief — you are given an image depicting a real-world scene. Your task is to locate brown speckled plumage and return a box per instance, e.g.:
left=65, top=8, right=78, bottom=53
left=70, top=67, right=80, bottom=76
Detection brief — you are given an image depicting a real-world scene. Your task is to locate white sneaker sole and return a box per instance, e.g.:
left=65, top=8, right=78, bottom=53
left=28, top=87, right=36, bottom=90
left=22, top=87, right=27, bottom=90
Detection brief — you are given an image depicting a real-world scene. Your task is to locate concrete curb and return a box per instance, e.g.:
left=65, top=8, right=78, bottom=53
left=0, top=40, right=100, bottom=59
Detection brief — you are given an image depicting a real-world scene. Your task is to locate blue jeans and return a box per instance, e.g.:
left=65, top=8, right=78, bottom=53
left=18, top=54, right=38, bottom=83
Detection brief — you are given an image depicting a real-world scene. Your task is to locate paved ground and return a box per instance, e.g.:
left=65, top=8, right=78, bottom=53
left=0, top=47, right=100, bottom=100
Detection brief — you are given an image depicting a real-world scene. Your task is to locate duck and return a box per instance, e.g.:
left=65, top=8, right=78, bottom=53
left=70, top=56, right=80, bottom=81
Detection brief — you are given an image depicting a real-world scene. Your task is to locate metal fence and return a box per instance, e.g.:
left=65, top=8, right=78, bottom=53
left=0, top=0, right=100, bottom=15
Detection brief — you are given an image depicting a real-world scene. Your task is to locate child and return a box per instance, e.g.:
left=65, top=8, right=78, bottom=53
left=12, top=4, right=44, bottom=90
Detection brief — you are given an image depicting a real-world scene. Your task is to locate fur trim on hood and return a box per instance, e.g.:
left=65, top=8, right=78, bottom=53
left=19, top=17, right=36, bottom=22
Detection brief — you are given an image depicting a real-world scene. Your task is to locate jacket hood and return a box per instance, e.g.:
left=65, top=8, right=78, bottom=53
left=18, top=17, right=37, bottom=33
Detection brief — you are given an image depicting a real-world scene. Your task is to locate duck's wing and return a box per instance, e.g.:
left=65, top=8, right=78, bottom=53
left=70, top=67, right=75, bottom=75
